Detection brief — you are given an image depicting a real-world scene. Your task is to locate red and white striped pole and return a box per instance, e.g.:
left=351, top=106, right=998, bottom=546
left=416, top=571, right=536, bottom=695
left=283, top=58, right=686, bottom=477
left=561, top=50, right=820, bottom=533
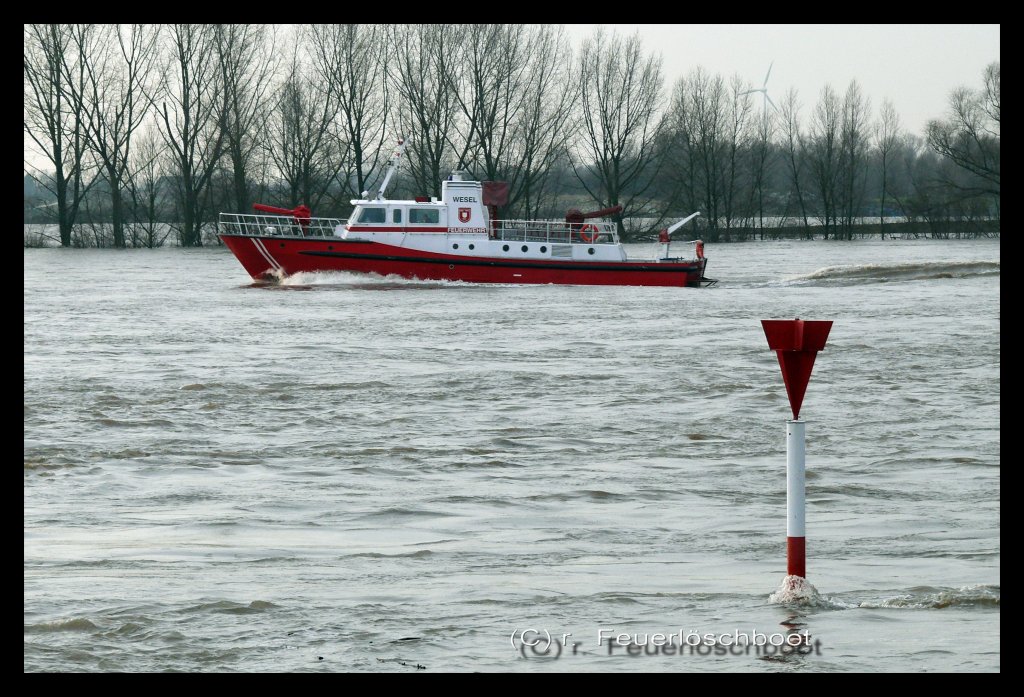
left=762, top=319, right=831, bottom=583
left=786, top=419, right=806, bottom=577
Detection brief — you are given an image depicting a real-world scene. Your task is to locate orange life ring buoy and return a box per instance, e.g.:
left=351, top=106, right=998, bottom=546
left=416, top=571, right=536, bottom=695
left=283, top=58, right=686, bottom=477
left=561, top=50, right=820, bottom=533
left=579, top=224, right=599, bottom=243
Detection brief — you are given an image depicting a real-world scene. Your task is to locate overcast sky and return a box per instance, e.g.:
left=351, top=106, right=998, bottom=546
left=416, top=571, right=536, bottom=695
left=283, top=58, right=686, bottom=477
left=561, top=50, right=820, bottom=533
left=564, top=24, right=999, bottom=136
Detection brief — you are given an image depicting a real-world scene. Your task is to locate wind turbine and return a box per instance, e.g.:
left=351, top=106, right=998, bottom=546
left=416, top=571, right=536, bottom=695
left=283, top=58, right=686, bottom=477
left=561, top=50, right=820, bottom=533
left=741, top=61, right=777, bottom=115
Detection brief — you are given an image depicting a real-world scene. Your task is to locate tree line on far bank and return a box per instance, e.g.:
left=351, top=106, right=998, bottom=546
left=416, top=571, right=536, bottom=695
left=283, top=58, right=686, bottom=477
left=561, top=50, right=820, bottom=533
left=24, top=24, right=1000, bottom=247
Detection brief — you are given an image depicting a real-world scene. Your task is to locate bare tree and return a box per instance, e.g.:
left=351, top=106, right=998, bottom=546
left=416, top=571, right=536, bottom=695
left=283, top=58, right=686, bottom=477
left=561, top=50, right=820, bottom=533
left=444, top=24, right=577, bottom=218
left=215, top=24, right=278, bottom=213
left=573, top=29, right=666, bottom=237
left=722, top=75, right=754, bottom=234
left=806, top=83, right=841, bottom=237
left=670, top=67, right=727, bottom=237
left=778, top=89, right=810, bottom=235
left=265, top=49, right=343, bottom=210
left=837, top=80, right=871, bottom=238
left=926, top=61, right=999, bottom=197
left=748, top=104, right=776, bottom=237
left=155, top=24, right=228, bottom=247
left=68, top=24, right=158, bottom=247
left=874, top=98, right=900, bottom=239
left=24, top=24, right=95, bottom=247
left=507, top=26, right=578, bottom=219
left=886, top=133, right=923, bottom=224
left=302, top=25, right=388, bottom=206
left=451, top=25, right=529, bottom=179
left=126, top=125, right=171, bottom=248
left=389, top=24, right=463, bottom=198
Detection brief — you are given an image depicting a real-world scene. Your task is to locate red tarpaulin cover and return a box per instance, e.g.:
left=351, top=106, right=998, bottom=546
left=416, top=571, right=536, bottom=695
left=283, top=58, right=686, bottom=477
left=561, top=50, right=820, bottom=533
left=482, top=181, right=510, bottom=207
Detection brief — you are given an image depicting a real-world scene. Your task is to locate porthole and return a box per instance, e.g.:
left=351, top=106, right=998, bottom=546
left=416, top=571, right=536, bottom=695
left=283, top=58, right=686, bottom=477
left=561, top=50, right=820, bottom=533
left=453, top=243, right=459, bottom=250
left=540, top=246, right=547, bottom=253
left=502, top=244, right=509, bottom=252
left=448, top=264, right=455, bottom=270
left=327, top=245, right=333, bottom=250
left=588, top=248, right=595, bottom=255
left=521, top=245, right=528, bottom=253
left=280, top=243, right=285, bottom=248
left=469, top=244, right=475, bottom=250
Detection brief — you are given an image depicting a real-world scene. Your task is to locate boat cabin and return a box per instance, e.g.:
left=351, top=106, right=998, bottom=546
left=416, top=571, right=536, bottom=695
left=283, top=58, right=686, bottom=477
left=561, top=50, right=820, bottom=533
left=347, top=174, right=489, bottom=237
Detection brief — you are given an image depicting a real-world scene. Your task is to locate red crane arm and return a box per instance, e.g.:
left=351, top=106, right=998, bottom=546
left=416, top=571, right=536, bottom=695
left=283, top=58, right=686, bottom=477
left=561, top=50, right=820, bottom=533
left=564, top=204, right=623, bottom=225
left=252, top=203, right=312, bottom=228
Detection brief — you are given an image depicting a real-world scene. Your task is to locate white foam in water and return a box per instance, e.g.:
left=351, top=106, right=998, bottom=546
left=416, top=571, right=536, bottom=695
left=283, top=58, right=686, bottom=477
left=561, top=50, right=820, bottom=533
left=769, top=575, right=825, bottom=605
left=768, top=580, right=1000, bottom=610
left=279, top=270, right=469, bottom=287
left=859, top=584, right=1000, bottom=610
left=280, top=270, right=396, bottom=285
left=780, top=260, right=999, bottom=285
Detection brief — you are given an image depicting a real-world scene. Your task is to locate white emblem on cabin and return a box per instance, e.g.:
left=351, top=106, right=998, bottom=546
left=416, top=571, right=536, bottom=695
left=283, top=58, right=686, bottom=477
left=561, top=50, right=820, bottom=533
left=458, top=207, right=471, bottom=223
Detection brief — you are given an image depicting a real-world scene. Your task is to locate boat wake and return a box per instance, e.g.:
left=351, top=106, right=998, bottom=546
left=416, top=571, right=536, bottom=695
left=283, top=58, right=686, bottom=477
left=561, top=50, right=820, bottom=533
left=251, top=270, right=475, bottom=291
left=780, top=260, right=999, bottom=285
left=855, top=584, right=1000, bottom=609
left=768, top=582, right=999, bottom=611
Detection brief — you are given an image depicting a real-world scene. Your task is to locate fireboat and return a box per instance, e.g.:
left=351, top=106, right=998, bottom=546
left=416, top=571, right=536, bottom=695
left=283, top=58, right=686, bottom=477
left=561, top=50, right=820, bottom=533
left=219, top=139, right=709, bottom=287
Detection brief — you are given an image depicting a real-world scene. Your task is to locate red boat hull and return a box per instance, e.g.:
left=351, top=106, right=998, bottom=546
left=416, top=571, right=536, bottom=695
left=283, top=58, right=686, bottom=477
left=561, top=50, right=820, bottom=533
left=221, top=234, right=708, bottom=287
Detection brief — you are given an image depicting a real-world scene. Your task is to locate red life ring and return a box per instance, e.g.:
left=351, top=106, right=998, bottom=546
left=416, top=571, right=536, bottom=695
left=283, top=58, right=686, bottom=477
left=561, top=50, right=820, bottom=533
left=579, top=224, right=599, bottom=243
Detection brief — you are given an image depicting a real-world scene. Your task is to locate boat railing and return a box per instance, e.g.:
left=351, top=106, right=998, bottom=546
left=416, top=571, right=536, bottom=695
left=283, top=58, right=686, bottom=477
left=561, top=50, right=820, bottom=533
left=218, top=212, right=345, bottom=238
left=495, top=219, right=619, bottom=245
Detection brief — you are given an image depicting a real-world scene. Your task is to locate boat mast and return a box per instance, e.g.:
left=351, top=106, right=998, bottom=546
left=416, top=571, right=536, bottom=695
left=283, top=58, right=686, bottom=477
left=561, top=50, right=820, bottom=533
left=374, top=138, right=409, bottom=201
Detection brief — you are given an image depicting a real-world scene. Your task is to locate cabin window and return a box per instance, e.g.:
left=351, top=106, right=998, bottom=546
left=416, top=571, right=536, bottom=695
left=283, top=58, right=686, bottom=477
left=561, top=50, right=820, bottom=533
left=409, top=208, right=439, bottom=224
left=355, top=207, right=386, bottom=224
left=393, top=209, right=402, bottom=224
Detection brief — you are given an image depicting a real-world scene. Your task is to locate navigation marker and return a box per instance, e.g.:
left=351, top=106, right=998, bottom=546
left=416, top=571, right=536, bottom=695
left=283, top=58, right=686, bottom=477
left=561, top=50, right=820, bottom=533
left=762, top=319, right=832, bottom=602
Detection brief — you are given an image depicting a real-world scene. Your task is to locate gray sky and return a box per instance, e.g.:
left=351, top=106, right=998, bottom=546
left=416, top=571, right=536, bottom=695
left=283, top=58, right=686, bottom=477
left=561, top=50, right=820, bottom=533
left=564, top=24, right=999, bottom=136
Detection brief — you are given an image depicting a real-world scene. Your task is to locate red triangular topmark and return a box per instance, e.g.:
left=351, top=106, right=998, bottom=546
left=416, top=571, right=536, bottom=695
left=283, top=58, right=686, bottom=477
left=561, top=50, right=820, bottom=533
left=776, top=350, right=818, bottom=420
left=761, top=319, right=832, bottom=420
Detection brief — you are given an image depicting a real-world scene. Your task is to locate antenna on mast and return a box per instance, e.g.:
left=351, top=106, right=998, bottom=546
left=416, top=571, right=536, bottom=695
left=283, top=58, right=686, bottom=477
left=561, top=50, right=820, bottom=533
left=375, top=137, right=409, bottom=200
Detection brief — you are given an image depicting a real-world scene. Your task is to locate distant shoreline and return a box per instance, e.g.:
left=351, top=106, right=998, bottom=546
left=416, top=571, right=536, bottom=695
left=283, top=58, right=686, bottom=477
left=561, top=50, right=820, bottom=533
left=634, top=220, right=1000, bottom=243
left=23, top=220, right=1000, bottom=248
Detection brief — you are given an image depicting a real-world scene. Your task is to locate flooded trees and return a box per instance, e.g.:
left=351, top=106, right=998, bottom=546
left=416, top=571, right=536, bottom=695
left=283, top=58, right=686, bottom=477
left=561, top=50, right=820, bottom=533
left=23, top=24, right=93, bottom=247
left=875, top=99, right=901, bottom=239
left=573, top=29, right=666, bottom=239
left=307, top=24, right=390, bottom=203
left=837, top=81, right=872, bottom=240
left=669, top=68, right=727, bottom=239
left=266, top=45, right=343, bottom=211
left=70, top=24, right=158, bottom=248
left=448, top=25, right=576, bottom=218
left=779, top=89, right=811, bottom=235
left=667, top=68, right=756, bottom=241
left=215, top=24, right=278, bottom=214
left=389, top=24, right=462, bottom=199
left=926, top=62, right=1000, bottom=198
left=806, top=84, right=841, bottom=238
left=156, top=24, right=228, bottom=247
